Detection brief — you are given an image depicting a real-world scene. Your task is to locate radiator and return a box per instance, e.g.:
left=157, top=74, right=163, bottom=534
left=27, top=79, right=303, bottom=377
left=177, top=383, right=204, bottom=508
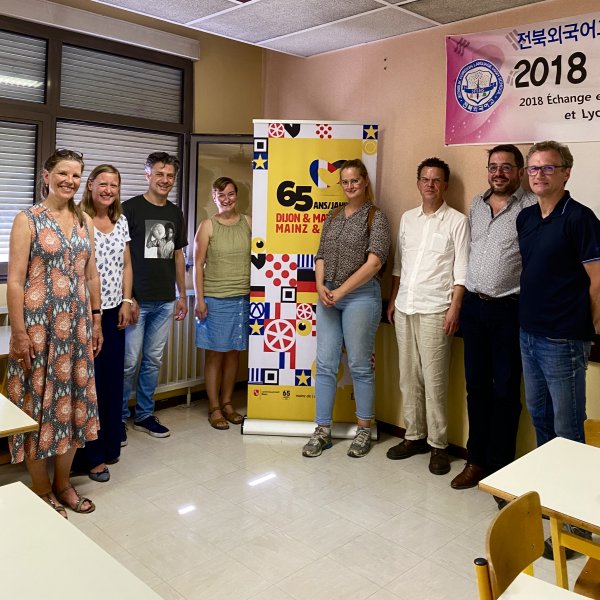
left=155, top=293, right=204, bottom=403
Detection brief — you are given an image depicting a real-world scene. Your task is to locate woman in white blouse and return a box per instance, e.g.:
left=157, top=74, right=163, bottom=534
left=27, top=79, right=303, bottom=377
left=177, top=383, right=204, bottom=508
left=73, top=164, right=133, bottom=482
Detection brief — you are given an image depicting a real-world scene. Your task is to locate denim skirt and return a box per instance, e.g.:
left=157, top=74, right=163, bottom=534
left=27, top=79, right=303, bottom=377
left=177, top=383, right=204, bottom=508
left=195, top=295, right=249, bottom=352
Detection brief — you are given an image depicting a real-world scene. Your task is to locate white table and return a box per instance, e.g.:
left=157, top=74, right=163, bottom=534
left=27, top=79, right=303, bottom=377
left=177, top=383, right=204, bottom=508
left=0, top=325, right=9, bottom=359
left=0, top=393, right=37, bottom=437
left=0, top=325, right=38, bottom=438
left=479, top=437, right=600, bottom=589
left=499, top=573, right=585, bottom=598
left=0, top=482, right=162, bottom=599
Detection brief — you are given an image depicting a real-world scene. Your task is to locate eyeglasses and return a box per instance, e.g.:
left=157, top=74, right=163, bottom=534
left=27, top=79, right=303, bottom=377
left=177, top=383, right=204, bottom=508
left=487, top=163, right=517, bottom=174
left=526, top=165, right=565, bottom=176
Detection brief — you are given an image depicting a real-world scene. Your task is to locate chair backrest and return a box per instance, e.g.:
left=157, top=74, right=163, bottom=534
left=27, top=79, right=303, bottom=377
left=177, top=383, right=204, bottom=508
left=479, top=491, right=545, bottom=599
left=584, top=419, right=600, bottom=449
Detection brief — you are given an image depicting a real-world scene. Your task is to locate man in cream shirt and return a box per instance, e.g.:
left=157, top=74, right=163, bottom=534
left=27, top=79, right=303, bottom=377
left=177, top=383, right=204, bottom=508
left=386, top=157, right=470, bottom=475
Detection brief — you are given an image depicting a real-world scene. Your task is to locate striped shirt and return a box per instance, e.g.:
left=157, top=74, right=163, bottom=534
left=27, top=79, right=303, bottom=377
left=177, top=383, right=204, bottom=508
left=466, top=187, right=536, bottom=298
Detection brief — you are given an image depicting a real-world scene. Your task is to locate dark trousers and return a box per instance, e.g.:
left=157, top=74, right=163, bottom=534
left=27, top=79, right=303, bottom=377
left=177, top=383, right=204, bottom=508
left=460, top=292, right=523, bottom=473
left=74, top=306, right=125, bottom=471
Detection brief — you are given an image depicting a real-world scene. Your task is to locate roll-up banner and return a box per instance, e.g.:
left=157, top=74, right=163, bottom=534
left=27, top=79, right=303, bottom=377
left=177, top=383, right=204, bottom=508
left=245, top=120, right=378, bottom=434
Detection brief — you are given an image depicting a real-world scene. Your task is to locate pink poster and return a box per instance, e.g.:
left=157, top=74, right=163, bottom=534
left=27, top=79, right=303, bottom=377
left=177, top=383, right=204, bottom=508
left=446, top=13, right=600, bottom=145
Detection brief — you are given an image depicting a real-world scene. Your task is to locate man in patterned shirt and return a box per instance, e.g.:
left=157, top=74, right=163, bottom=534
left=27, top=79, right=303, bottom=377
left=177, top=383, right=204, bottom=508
left=386, top=157, right=470, bottom=476
left=451, top=144, right=535, bottom=492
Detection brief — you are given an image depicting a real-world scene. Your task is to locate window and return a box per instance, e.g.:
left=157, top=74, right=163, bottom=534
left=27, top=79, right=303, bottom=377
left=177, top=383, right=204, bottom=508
left=56, top=121, right=181, bottom=203
left=61, top=45, right=183, bottom=123
left=0, top=17, right=193, bottom=280
left=0, top=121, right=37, bottom=269
left=0, top=30, right=46, bottom=104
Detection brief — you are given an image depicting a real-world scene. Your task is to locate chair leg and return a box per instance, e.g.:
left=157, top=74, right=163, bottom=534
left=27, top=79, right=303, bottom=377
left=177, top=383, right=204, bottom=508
left=474, top=558, right=494, bottom=600
left=574, top=558, right=600, bottom=599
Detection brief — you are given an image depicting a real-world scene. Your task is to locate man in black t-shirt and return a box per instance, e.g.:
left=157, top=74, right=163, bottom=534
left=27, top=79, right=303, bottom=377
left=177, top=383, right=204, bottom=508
left=121, top=152, right=188, bottom=443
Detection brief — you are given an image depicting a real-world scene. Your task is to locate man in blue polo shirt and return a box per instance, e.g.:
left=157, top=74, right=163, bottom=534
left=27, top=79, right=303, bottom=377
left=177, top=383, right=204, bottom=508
left=517, top=140, right=600, bottom=559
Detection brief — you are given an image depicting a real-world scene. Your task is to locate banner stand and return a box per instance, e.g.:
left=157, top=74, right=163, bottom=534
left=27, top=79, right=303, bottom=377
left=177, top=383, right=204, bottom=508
left=246, top=119, right=379, bottom=434
left=241, top=419, right=379, bottom=440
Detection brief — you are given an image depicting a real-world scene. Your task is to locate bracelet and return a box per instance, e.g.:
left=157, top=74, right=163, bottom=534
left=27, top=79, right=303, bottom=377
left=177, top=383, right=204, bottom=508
left=122, top=298, right=134, bottom=305
left=92, top=309, right=102, bottom=316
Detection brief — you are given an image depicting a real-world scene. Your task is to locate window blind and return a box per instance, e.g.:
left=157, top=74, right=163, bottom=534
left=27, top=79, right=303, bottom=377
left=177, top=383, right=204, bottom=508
left=0, top=121, right=37, bottom=264
left=55, top=121, right=181, bottom=204
left=61, top=45, right=183, bottom=123
left=0, top=29, right=46, bottom=104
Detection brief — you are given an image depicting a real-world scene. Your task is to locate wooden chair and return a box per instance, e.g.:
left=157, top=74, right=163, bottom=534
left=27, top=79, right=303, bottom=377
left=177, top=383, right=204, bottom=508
left=474, top=491, right=545, bottom=599
left=572, top=420, right=600, bottom=599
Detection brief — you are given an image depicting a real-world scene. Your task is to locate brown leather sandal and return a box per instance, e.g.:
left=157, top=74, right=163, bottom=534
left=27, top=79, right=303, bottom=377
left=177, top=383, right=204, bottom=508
left=208, top=406, right=229, bottom=430
left=54, top=485, right=95, bottom=514
left=39, top=492, right=68, bottom=519
left=221, top=402, right=243, bottom=425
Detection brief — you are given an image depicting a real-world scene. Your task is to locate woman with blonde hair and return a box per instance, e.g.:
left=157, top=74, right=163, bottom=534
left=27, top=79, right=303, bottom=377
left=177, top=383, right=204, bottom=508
left=72, top=164, right=133, bottom=481
left=302, top=159, right=390, bottom=458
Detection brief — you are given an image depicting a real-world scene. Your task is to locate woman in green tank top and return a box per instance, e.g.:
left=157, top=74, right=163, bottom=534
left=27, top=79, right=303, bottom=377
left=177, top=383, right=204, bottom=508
left=193, top=177, right=251, bottom=430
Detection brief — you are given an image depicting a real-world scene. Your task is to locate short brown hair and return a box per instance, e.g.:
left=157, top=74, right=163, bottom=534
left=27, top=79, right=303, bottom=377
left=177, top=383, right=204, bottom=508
left=526, top=140, right=574, bottom=168
left=212, top=176, right=238, bottom=193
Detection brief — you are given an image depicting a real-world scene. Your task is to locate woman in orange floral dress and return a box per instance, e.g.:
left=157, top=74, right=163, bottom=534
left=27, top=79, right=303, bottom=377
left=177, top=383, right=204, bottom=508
left=6, top=149, right=103, bottom=517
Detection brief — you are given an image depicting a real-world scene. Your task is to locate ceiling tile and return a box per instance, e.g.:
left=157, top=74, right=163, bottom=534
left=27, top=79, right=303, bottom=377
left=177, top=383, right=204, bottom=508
left=189, top=0, right=383, bottom=44
left=261, top=6, right=432, bottom=57
left=93, top=0, right=235, bottom=25
left=400, top=0, right=547, bottom=25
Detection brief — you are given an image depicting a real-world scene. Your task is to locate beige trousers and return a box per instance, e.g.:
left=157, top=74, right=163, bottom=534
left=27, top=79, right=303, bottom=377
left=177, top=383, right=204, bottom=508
left=394, top=309, right=452, bottom=449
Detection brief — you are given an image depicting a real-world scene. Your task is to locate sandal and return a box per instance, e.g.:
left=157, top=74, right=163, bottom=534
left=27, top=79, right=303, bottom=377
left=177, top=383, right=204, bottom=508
left=39, top=492, right=68, bottom=519
left=208, top=406, right=229, bottom=430
left=221, top=402, right=243, bottom=425
left=54, top=485, right=95, bottom=514
left=88, top=466, right=110, bottom=483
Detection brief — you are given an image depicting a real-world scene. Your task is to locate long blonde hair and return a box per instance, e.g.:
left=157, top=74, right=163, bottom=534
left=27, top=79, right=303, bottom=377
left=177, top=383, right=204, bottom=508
left=81, top=164, right=123, bottom=223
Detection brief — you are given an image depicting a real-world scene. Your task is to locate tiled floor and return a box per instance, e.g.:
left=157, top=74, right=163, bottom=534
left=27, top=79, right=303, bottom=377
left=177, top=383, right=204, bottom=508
left=0, top=390, right=587, bottom=599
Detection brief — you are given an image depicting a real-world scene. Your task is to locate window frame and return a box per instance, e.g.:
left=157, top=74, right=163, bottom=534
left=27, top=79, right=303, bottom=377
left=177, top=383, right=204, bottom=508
left=0, top=15, right=193, bottom=280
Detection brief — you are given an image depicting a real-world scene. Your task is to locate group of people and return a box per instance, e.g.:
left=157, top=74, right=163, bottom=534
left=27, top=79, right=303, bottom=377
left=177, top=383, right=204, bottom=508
left=5, top=141, right=600, bottom=533
left=5, top=149, right=249, bottom=518
left=304, top=143, right=600, bottom=510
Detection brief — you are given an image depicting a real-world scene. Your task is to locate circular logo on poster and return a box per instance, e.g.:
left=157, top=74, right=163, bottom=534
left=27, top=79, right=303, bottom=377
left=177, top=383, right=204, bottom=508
left=455, top=60, right=504, bottom=113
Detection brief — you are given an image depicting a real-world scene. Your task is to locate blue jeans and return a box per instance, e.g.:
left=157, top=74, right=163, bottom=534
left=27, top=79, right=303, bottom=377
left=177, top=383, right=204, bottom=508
left=122, top=300, right=175, bottom=422
left=519, top=329, right=590, bottom=446
left=315, top=279, right=381, bottom=425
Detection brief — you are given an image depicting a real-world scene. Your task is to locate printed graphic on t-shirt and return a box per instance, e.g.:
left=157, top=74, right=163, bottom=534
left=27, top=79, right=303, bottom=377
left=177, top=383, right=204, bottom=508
left=145, top=220, right=175, bottom=259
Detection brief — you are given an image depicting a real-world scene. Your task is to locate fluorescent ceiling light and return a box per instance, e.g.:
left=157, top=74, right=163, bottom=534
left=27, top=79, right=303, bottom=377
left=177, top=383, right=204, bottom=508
left=0, top=75, right=43, bottom=88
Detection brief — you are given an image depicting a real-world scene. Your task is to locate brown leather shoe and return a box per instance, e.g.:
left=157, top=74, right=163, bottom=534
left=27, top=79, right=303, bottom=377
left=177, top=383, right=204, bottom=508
left=386, top=438, right=429, bottom=460
left=450, top=463, right=487, bottom=489
left=429, top=448, right=450, bottom=475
